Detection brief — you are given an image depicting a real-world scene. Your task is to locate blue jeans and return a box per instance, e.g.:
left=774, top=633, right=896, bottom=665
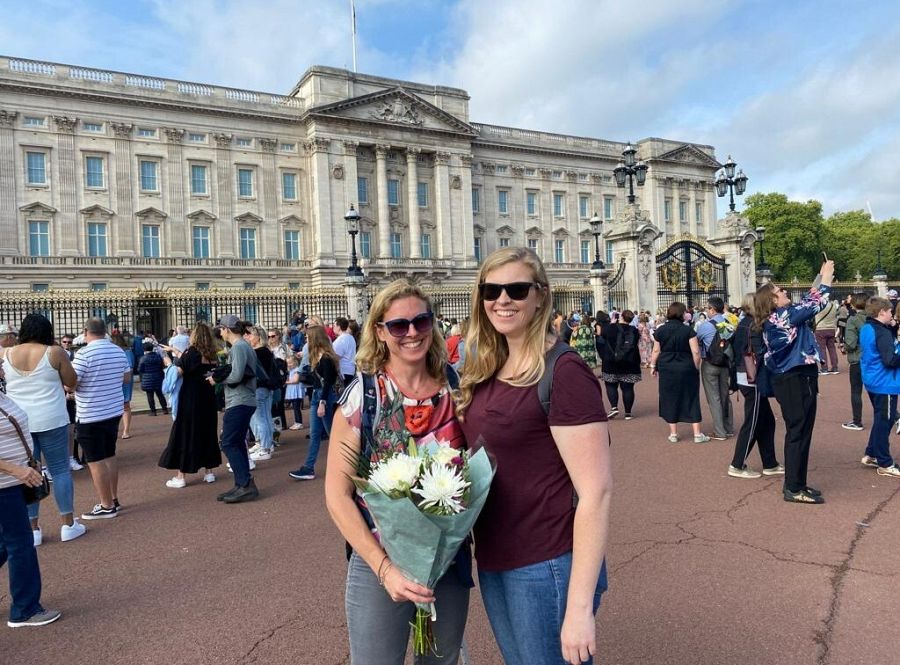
left=865, top=393, right=898, bottom=467
left=27, top=425, right=73, bottom=520
left=478, top=552, right=608, bottom=665
left=303, top=389, right=334, bottom=470
left=345, top=552, right=469, bottom=665
left=250, top=388, right=274, bottom=451
left=220, top=404, right=255, bottom=487
left=0, top=485, right=44, bottom=622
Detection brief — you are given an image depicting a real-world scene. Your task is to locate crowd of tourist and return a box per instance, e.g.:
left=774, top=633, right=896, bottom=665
left=1, top=248, right=898, bottom=665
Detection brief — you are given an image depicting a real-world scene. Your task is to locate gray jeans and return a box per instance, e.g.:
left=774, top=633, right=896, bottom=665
left=345, top=552, right=470, bottom=665
left=701, top=360, right=733, bottom=437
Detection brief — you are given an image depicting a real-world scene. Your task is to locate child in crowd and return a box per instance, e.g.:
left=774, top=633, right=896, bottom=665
left=858, top=297, right=900, bottom=477
left=138, top=342, right=168, bottom=416
left=284, top=355, right=304, bottom=430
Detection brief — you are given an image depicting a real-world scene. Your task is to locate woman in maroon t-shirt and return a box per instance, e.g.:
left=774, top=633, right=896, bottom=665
left=457, top=247, right=612, bottom=665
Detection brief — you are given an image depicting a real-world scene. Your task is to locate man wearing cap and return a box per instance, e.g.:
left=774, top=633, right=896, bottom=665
left=208, top=315, right=259, bottom=503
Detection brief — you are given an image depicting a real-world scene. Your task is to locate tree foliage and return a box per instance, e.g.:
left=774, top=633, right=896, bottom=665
left=743, top=192, right=900, bottom=283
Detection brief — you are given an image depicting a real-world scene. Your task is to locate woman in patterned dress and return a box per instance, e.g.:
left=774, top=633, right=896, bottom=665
left=637, top=313, right=654, bottom=367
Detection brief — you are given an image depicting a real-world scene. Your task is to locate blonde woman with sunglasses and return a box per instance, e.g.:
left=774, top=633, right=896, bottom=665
left=325, top=279, right=470, bottom=664
left=457, top=247, right=612, bottom=665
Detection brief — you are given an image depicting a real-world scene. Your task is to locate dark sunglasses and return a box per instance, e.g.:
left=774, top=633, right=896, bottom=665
left=267, top=334, right=277, bottom=339
left=377, top=311, right=434, bottom=338
left=478, top=282, right=537, bottom=301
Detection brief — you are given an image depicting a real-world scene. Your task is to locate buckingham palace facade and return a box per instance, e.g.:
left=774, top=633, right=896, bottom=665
left=0, top=55, right=724, bottom=293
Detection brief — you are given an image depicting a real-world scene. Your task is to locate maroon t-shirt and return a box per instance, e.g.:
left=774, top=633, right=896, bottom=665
left=460, top=353, right=607, bottom=571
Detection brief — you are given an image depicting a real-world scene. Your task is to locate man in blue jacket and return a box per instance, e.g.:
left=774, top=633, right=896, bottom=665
left=858, top=296, right=900, bottom=478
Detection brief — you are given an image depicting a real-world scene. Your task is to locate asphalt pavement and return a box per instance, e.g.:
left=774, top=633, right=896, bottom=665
left=3, top=362, right=899, bottom=665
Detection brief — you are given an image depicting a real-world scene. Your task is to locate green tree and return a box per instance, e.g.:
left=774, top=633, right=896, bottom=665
left=821, top=210, right=876, bottom=281
left=744, top=192, right=824, bottom=281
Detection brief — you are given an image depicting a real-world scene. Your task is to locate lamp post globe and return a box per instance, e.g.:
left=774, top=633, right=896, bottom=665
left=589, top=212, right=604, bottom=271
left=715, top=155, right=748, bottom=212
left=614, top=143, right=647, bottom=204
left=344, top=204, right=364, bottom=278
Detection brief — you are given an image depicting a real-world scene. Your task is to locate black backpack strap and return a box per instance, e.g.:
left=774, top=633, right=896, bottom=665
left=346, top=372, right=379, bottom=561
left=538, top=342, right=578, bottom=416
left=445, top=363, right=460, bottom=391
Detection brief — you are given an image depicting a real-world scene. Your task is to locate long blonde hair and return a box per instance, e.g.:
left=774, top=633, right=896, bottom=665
left=356, top=279, right=446, bottom=381
left=457, top=247, right=554, bottom=420
left=307, top=325, right=339, bottom=370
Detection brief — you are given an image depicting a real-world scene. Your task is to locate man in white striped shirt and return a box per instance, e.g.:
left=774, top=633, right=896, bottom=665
left=72, top=318, right=131, bottom=520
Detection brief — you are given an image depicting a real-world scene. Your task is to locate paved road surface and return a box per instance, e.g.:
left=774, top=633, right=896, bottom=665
left=3, top=366, right=899, bottom=664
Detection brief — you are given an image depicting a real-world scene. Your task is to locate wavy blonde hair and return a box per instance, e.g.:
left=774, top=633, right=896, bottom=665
left=457, top=247, right=554, bottom=420
left=306, top=325, right=340, bottom=370
left=356, top=278, right=447, bottom=382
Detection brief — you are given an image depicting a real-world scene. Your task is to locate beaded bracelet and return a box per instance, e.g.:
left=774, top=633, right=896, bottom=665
left=376, top=555, right=391, bottom=586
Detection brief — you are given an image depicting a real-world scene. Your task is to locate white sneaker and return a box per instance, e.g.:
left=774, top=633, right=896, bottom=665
left=69, top=457, right=84, bottom=471
left=876, top=464, right=900, bottom=479
left=165, top=476, right=186, bottom=489
left=32, top=528, right=42, bottom=547
left=226, top=458, right=256, bottom=473
left=728, top=465, right=762, bottom=479
left=60, top=520, right=86, bottom=542
left=248, top=443, right=262, bottom=455
left=289, top=423, right=303, bottom=430
left=250, top=449, right=273, bottom=461
left=203, top=472, right=216, bottom=484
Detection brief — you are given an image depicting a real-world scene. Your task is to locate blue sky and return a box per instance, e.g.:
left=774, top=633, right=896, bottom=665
left=3, top=0, right=900, bottom=219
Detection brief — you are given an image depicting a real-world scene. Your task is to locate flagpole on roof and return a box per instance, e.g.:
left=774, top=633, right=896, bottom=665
left=351, top=0, right=358, bottom=73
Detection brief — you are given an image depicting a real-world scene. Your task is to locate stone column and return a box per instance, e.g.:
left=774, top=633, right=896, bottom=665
left=434, top=151, right=452, bottom=259
left=0, top=111, right=18, bottom=255
left=342, top=141, right=360, bottom=264
left=53, top=116, right=79, bottom=256
left=111, top=123, right=136, bottom=256
left=308, top=137, right=334, bottom=259
left=459, top=155, right=475, bottom=265
left=344, top=278, right=369, bottom=323
left=375, top=144, right=391, bottom=259
left=688, top=181, right=699, bottom=237
left=590, top=272, right=607, bottom=316
left=212, top=133, right=234, bottom=257
left=164, top=127, right=187, bottom=257
left=258, top=137, right=278, bottom=258
left=406, top=147, right=422, bottom=258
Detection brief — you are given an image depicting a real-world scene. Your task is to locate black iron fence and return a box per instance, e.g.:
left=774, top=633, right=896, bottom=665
left=606, top=259, right=628, bottom=312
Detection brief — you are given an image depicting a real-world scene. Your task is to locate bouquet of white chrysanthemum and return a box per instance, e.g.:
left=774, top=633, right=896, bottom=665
left=350, top=437, right=494, bottom=656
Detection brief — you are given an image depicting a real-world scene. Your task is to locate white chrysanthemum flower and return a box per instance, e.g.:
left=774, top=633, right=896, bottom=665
left=369, top=454, right=421, bottom=497
left=412, top=463, right=470, bottom=515
left=431, top=446, right=458, bottom=467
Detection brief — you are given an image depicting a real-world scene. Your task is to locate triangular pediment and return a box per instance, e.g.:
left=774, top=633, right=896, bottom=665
left=552, top=227, right=570, bottom=237
left=308, top=87, right=476, bottom=136
left=135, top=206, right=168, bottom=219
left=187, top=209, right=217, bottom=221
left=278, top=214, right=306, bottom=226
left=525, top=226, right=543, bottom=236
left=79, top=204, right=115, bottom=217
left=234, top=212, right=264, bottom=224
left=19, top=202, right=58, bottom=214
left=496, top=224, right=515, bottom=236
left=656, top=144, right=721, bottom=168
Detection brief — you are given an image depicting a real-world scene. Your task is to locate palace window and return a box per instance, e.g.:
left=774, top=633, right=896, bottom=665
left=136, top=128, right=156, bottom=138
left=142, top=224, right=160, bottom=258
left=87, top=222, right=108, bottom=257
left=239, top=227, right=257, bottom=259
left=139, top=160, right=159, bottom=191
left=471, top=187, right=480, bottom=213
left=695, top=202, right=703, bottom=223
left=188, top=132, right=206, bottom=143
left=581, top=239, right=591, bottom=264
left=664, top=198, right=672, bottom=223
left=579, top=195, right=589, bottom=219
left=85, top=156, right=104, bottom=188
left=553, top=192, right=564, bottom=217
left=679, top=200, right=687, bottom=224
left=497, top=190, right=509, bottom=214
left=604, top=196, right=614, bottom=220
left=23, top=116, right=45, bottom=127
left=387, top=179, right=400, bottom=206
left=357, top=177, right=368, bottom=204
left=359, top=231, right=371, bottom=259
left=237, top=168, right=254, bottom=197
left=554, top=239, right=565, bottom=263
left=190, top=164, right=208, bottom=195
left=421, top=234, right=431, bottom=258
left=192, top=226, right=210, bottom=258
left=28, top=221, right=50, bottom=257
left=390, top=232, right=402, bottom=258
left=417, top=181, right=428, bottom=208
left=284, top=230, right=300, bottom=260
left=26, top=152, right=46, bottom=185
left=526, top=191, right=537, bottom=216
left=235, top=137, right=252, bottom=148
left=606, top=241, right=614, bottom=265
left=474, top=237, right=482, bottom=263
left=282, top=172, right=297, bottom=200
left=280, top=143, right=296, bottom=152
left=83, top=122, right=103, bottom=133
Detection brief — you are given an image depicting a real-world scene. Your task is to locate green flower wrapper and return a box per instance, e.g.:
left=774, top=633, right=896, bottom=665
left=359, top=446, right=495, bottom=655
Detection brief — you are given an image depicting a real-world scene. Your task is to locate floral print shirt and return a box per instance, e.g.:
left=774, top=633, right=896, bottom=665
left=762, top=285, right=832, bottom=374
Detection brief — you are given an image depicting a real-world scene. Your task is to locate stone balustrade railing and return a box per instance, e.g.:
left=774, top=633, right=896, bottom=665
left=2, top=255, right=312, bottom=269
left=1, top=55, right=305, bottom=113
left=473, top=122, right=623, bottom=156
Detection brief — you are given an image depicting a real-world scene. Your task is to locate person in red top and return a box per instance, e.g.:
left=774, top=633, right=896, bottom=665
left=457, top=247, right=612, bottom=665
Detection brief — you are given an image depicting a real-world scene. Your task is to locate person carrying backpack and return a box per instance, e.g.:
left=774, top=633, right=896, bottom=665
left=696, top=296, right=735, bottom=440
left=600, top=309, right=642, bottom=419
left=570, top=315, right=598, bottom=369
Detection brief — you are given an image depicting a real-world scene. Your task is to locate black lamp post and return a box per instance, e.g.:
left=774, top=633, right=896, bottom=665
left=613, top=142, right=649, bottom=204
left=874, top=247, right=887, bottom=281
left=755, top=226, right=771, bottom=274
left=344, top=204, right=364, bottom=278
left=589, top=213, right=604, bottom=271
left=715, top=155, right=749, bottom=212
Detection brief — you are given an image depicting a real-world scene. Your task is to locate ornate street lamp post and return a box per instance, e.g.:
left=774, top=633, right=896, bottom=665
left=613, top=143, right=649, bottom=204
left=873, top=247, right=887, bottom=281
left=715, top=155, right=749, bottom=212
left=589, top=213, right=605, bottom=271
left=344, top=204, right=364, bottom=278
left=755, top=225, right=772, bottom=283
